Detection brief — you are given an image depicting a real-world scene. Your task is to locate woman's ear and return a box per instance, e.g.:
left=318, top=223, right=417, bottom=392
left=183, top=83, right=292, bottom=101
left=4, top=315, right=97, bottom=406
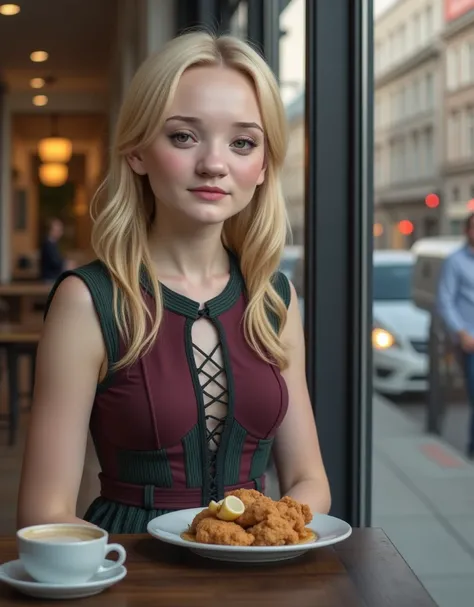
left=256, top=164, right=266, bottom=186
left=127, top=151, right=147, bottom=175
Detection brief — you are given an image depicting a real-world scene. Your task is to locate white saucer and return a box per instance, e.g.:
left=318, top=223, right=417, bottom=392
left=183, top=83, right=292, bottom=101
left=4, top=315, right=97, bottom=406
left=147, top=508, right=352, bottom=563
left=0, top=558, right=127, bottom=599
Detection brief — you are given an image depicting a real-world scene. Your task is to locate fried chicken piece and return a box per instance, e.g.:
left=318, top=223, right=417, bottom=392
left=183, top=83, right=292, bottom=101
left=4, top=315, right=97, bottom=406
left=196, top=518, right=255, bottom=546
left=189, top=508, right=216, bottom=534
left=225, top=488, right=265, bottom=509
left=276, top=496, right=313, bottom=534
left=236, top=499, right=278, bottom=528
left=249, top=514, right=300, bottom=546
left=225, top=489, right=276, bottom=528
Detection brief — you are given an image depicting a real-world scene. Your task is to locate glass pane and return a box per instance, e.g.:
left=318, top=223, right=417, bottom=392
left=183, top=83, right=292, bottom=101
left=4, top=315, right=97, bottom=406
left=229, top=0, right=248, bottom=38
left=279, top=0, right=305, bottom=302
left=373, top=2, right=474, bottom=606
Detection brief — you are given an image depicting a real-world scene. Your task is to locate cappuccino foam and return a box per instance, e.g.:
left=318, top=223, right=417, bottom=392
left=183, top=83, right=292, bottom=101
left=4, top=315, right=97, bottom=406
left=21, top=526, right=102, bottom=543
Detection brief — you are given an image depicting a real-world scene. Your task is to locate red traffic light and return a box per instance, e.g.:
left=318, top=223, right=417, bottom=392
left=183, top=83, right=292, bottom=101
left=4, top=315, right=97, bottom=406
left=425, top=193, right=439, bottom=208
left=398, top=220, right=414, bottom=235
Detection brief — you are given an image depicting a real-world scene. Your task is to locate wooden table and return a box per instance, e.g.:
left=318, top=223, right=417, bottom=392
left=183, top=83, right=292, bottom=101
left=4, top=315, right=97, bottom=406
left=0, top=282, right=51, bottom=323
left=0, top=323, right=42, bottom=445
left=0, top=283, right=52, bottom=298
left=0, top=530, right=436, bottom=606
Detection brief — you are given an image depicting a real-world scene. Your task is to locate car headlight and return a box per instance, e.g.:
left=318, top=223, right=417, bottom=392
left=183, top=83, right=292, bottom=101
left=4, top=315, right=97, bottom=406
left=372, top=327, right=397, bottom=350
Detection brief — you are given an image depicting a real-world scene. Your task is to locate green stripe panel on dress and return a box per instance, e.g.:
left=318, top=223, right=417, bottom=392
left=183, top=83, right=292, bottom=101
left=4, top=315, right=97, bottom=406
left=184, top=318, right=210, bottom=504
left=272, top=271, right=291, bottom=308
left=84, top=497, right=171, bottom=534
left=222, top=420, right=247, bottom=486
left=182, top=424, right=203, bottom=488
left=267, top=271, right=291, bottom=334
left=249, top=437, right=275, bottom=481
left=117, top=448, right=173, bottom=486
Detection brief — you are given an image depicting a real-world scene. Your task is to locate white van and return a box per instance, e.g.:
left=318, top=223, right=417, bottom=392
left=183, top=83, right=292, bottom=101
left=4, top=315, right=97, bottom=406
left=411, top=236, right=463, bottom=313
left=410, top=236, right=466, bottom=391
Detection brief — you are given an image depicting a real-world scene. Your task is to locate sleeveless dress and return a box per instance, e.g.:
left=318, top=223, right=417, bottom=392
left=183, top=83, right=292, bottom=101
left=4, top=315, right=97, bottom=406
left=45, top=254, right=291, bottom=534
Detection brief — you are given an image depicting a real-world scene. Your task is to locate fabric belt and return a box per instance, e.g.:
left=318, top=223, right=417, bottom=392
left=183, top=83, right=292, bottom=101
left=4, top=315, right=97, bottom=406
left=99, top=474, right=266, bottom=510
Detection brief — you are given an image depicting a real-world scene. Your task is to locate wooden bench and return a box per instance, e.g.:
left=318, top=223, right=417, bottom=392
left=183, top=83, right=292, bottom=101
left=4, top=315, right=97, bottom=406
left=0, top=323, right=42, bottom=445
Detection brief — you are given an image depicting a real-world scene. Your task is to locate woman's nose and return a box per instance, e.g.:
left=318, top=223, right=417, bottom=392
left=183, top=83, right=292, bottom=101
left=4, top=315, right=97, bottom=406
left=195, top=147, right=229, bottom=177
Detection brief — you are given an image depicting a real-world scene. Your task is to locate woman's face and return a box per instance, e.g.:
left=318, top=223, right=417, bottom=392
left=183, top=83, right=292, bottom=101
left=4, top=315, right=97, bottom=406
left=128, top=65, right=266, bottom=226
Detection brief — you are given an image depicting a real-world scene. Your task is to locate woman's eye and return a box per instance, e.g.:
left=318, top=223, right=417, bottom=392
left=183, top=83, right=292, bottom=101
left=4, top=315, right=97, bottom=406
left=232, top=138, right=256, bottom=151
left=171, top=132, right=193, bottom=144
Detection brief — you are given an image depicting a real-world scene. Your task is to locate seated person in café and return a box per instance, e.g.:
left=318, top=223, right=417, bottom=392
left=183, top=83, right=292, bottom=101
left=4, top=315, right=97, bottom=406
left=17, top=32, right=331, bottom=534
left=39, top=218, right=66, bottom=281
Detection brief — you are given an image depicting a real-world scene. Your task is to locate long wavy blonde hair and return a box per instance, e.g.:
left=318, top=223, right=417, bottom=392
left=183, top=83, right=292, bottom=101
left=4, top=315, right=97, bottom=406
left=91, top=31, right=290, bottom=371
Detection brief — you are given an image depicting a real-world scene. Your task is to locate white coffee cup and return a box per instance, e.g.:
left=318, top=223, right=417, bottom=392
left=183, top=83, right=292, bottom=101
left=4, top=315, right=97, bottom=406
left=17, top=523, right=126, bottom=585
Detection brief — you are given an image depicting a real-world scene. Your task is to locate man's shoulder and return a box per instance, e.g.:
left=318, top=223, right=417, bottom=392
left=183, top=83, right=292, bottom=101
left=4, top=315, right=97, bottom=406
left=444, top=247, right=473, bottom=272
left=447, top=247, right=466, bottom=262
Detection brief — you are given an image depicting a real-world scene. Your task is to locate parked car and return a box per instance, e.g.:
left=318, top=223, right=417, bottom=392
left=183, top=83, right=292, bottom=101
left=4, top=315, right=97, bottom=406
left=373, top=250, right=430, bottom=395
left=280, top=247, right=429, bottom=395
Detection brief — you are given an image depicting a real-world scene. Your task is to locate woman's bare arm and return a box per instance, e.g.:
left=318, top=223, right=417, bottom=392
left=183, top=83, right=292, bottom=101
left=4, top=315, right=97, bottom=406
left=273, top=282, right=331, bottom=513
left=17, top=276, right=106, bottom=529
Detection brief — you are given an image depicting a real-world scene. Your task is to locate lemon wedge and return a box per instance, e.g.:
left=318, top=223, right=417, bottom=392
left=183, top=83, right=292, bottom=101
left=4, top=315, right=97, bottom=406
left=208, top=500, right=221, bottom=513
left=215, top=496, right=245, bottom=521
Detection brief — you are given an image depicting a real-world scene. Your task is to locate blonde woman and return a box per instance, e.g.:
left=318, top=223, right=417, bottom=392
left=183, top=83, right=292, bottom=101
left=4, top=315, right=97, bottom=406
left=17, top=32, right=330, bottom=534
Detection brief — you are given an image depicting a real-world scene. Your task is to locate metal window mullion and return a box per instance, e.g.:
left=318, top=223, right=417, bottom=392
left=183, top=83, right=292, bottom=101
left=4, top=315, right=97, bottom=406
left=263, top=0, right=280, bottom=81
left=247, top=0, right=265, bottom=57
left=304, top=0, right=373, bottom=527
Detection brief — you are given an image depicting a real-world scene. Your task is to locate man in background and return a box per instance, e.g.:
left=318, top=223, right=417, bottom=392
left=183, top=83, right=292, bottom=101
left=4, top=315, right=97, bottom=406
left=39, top=218, right=67, bottom=281
left=437, top=213, right=474, bottom=459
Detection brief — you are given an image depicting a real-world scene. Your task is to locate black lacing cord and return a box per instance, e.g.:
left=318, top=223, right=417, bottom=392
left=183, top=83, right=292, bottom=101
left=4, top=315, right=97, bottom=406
left=192, top=340, right=228, bottom=501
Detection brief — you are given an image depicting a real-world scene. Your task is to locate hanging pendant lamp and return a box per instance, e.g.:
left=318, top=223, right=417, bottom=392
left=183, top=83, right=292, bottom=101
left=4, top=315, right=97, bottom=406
left=39, top=162, right=69, bottom=187
left=38, top=114, right=72, bottom=163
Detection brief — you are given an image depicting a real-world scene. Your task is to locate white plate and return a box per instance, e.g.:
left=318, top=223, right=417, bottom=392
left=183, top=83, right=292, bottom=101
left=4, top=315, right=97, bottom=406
left=0, top=558, right=127, bottom=599
left=147, top=507, right=352, bottom=563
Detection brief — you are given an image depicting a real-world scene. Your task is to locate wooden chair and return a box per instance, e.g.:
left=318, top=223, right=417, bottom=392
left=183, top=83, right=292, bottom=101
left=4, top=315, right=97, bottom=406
left=0, top=323, right=42, bottom=446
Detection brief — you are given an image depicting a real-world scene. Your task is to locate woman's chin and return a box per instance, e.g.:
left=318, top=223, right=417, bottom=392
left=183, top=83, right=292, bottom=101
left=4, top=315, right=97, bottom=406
left=183, top=206, right=235, bottom=226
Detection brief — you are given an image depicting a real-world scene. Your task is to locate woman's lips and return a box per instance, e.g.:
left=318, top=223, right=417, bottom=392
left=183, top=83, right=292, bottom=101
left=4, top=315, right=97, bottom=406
left=189, top=187, right=229, bottom=201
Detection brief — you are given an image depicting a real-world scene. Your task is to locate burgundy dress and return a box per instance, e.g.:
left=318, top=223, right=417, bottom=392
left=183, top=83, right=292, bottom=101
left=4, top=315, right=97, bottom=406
left=46, top=254, right=291, bottom=533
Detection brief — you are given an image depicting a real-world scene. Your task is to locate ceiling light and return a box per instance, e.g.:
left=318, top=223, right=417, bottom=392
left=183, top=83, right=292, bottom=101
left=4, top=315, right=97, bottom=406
left=37, top=115, right=72, bottom=163
left=30, top=77, right=45, bottom=89
left=0, top=4, right=21, bottom=16
left=33, top=95, right=48, bottom=107
left=30, top=51, right=49, bottom=63
left=39, top=163, right=68, bottom=187
left=38, top=138, right=72, bottom=163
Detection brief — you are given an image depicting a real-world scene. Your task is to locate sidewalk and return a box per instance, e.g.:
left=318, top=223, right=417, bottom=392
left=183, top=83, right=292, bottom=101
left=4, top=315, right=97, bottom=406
left=373, top=394, right=474, bottom=607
